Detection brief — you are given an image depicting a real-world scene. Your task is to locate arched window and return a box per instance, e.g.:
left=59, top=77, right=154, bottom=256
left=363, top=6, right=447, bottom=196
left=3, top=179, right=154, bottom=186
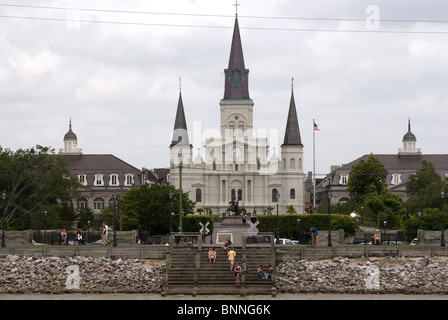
left=94, top=198, right=105, bottom=213
left=238, top=189, right=242, bottom=201
left=196, top=188, right=202, bottom=202
left=233, top=69, right=241, bottom=87
left=77, top=198, right=88, bottom=209
left=290, top=189, right=296, bottom=200
left=272, top=189, right=279, bottom=202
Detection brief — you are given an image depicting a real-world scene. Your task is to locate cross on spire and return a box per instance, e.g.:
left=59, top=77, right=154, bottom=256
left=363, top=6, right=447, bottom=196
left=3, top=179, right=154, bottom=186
left=233, top=0, right=240, bottom=16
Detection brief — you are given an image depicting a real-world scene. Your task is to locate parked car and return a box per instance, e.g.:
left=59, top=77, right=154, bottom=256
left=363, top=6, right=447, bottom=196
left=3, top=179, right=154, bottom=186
left=277, top=238, right=294, bottom=245
left=411, top=238, right=418, bottom=245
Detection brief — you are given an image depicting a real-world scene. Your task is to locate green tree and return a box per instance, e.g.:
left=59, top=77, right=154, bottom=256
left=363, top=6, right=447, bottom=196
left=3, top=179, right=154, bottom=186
left=347, top=154, right=388, bottom=204
left=0, top=145, right=80, bottom=229
left=406, top=160, right=443, bottom=214
left=364, top=186, right=403, bottom=228
left=119, top=183, right=195, bottom=235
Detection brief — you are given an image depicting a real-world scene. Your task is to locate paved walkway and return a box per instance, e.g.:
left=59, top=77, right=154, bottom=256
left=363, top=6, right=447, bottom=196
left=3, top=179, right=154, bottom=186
left=1, top=293, right=448, bottom=300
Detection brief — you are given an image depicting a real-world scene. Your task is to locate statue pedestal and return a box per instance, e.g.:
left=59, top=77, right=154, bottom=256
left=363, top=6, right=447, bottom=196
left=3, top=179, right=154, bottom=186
left=220, top=216, right=246, bottom=226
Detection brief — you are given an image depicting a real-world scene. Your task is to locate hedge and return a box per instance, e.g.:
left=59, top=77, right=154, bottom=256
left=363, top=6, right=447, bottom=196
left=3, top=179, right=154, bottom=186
left=254, top=214, right=358, bottom=239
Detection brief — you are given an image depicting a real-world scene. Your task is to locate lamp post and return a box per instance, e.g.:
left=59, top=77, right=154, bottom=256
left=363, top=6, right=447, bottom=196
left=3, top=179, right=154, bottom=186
left=113, top=194, right=119, bottom=247
left=44, top=210, right=47, bottom=244
left=1, top=191, right=6, bottom=248
left=267, top=209, right=272, bottom=234
left=275, top=190, right=280, bottom=245
left=441, top=191, right=445, bottom=247
left=327, top=190, right=332, bottom=247
left=209, top=209, right=213, bottom=244
left=169, top=191, right=173, bottom=234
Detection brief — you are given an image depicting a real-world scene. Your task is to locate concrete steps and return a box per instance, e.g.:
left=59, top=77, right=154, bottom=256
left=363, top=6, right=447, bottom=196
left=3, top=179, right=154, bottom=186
left=162, top=245, right=276, bottom=296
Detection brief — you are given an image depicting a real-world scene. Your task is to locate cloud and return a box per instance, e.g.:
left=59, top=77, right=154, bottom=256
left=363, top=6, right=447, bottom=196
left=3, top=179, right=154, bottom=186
left=0, top=0, right=446, bottom=178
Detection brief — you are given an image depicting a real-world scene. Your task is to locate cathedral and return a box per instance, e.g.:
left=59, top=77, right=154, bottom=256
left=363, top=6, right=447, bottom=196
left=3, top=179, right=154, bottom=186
left=169, top=16, right=305, bottom=217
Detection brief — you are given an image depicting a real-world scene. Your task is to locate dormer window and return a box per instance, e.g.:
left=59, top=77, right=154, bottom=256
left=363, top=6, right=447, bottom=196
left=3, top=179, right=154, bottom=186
left=78, top=174, right=87, bottom=186
left=94, top=174, right=104, bottom=186
left=109, top=174, right=119, bottom=186
left=125, top=174, right=134, bottom=186
left=391, top=173, right=401, bottom=185
left=339, top=174, right=348, bottom=185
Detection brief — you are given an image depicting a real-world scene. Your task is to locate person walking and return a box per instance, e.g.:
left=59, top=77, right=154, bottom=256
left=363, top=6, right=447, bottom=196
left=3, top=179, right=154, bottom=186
left=227, top=247, right=236, bottom=271
left=101, top=222, right=111, bottom=246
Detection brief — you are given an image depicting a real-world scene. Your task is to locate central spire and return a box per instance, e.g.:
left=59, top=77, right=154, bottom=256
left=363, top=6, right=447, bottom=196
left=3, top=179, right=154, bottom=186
left=223, top=16, right=250, bottom=100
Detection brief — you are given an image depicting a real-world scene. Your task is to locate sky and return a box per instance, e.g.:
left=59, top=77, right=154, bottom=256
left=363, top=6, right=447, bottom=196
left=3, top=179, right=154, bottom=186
left=0, top=0, right=447, bottom=179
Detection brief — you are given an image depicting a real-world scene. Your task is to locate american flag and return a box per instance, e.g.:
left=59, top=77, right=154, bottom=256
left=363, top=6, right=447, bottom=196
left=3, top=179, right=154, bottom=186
left=314, top=122, right=320, bottom=131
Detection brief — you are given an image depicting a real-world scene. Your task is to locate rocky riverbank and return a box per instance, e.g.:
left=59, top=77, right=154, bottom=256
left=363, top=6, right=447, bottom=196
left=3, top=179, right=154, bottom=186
left=0, top=255, right=164, bottom=294
left=2, top=254, right=448, bottom=295
left=276, top=256, right=448, bottom=294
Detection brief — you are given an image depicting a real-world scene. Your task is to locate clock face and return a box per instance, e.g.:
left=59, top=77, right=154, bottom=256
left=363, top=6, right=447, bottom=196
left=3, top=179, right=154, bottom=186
left=232, top=147, right=242, bottom=158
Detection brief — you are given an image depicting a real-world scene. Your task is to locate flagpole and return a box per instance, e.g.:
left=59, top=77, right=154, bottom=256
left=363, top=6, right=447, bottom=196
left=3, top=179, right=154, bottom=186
left=313, top=119, right=316, bottom=211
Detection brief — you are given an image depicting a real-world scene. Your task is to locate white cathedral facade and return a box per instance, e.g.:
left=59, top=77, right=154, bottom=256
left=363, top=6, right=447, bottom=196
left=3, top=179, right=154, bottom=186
left=169, top=16, right=305, bottom=217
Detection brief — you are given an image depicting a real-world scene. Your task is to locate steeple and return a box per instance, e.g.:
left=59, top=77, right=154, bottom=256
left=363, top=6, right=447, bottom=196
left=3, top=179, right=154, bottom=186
left=223, top=16, right=250, bottom=100
left=282, top=83, right=303, bottom=146
left=170, top=91, right=190, bottom=147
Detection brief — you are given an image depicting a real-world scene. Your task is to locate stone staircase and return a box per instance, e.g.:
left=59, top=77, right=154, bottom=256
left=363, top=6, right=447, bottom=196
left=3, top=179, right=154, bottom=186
left=162, top=244, right=276, bottom=297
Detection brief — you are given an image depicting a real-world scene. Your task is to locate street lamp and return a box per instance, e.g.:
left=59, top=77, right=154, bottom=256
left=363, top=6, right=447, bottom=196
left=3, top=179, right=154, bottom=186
left=209, top=209, right=213, bottom=244
left=169, top=191, right=173, bottom=234
left=1, top=191, right=6, bottom=247
left=113, top=194, right=119, bottom=247
left=441, top=191, right=445, bottom=247
left=44, top=210, right=47, bottom=244
left=274, top=190, right=280, bottom=245
left=267, top=209, right=271, bottom=233
left=327, top=190, right=332, bottom=247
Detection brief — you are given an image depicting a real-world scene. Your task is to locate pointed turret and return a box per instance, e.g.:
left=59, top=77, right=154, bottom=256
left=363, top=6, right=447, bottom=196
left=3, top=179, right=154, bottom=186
left=223, top=16, right=250, bottom=100
left=170, top=91, right=190, bottom=147
left=282, top=89, right=303, bottom=146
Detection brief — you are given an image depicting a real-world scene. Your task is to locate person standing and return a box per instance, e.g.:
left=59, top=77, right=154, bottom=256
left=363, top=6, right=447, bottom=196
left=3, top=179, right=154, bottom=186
left=101, top=222, right=110, bottom=246
left=310, top=227, right=319, bottom=247
left=234, top=262, right=241, bottom=287
left=227, top=247, right=236, bottom=271
left=60, top=229, right=67, bottom=245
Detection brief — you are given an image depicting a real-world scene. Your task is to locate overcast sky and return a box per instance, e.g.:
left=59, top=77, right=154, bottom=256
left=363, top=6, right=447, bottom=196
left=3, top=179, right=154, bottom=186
left=0, top=0, right=447, bottom=178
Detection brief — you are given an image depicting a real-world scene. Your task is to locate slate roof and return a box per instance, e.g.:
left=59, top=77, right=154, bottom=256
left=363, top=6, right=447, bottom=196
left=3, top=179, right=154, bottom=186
left=60, top=154, right=142, bottom=187
left=282, top=90, right=303, bottom=146
left=223, top=16, right=250, bottom=100
left=330, top=154, right=448, bottom=186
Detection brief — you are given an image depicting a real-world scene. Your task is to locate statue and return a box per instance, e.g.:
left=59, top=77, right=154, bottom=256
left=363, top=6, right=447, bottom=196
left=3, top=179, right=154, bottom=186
left=226, top=197, right=246, bottom=216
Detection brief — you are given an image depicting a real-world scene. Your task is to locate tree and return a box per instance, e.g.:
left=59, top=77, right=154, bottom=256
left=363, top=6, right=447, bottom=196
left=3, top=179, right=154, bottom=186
left=347, top=154, right=388, bottom=205
left=364, top=186, right=403, bottom=228
left=406, top=160, right=443, bottom=214
left=119, top=183, right=195, bottom=235
left=0, top=145, right=80, bottom=229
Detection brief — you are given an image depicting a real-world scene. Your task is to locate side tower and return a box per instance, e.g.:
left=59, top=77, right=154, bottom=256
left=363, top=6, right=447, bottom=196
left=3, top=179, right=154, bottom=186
left=280, top=85, right=305, bottom=214
left=169, top=91, right=193, bottom=191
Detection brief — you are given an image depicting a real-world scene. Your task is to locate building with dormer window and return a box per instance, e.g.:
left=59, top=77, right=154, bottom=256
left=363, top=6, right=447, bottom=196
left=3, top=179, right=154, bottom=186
left=58, top=121, right=143, bottom=214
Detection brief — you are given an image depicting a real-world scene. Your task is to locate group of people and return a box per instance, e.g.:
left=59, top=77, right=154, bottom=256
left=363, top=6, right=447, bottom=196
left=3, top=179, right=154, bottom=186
left=58, top=222, right=111, bottom=246
left=60, top=228, right=83, bottom=245
left=257, top=265, right=274, bottom=279
left=206, top=239, right=273, bottom=287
